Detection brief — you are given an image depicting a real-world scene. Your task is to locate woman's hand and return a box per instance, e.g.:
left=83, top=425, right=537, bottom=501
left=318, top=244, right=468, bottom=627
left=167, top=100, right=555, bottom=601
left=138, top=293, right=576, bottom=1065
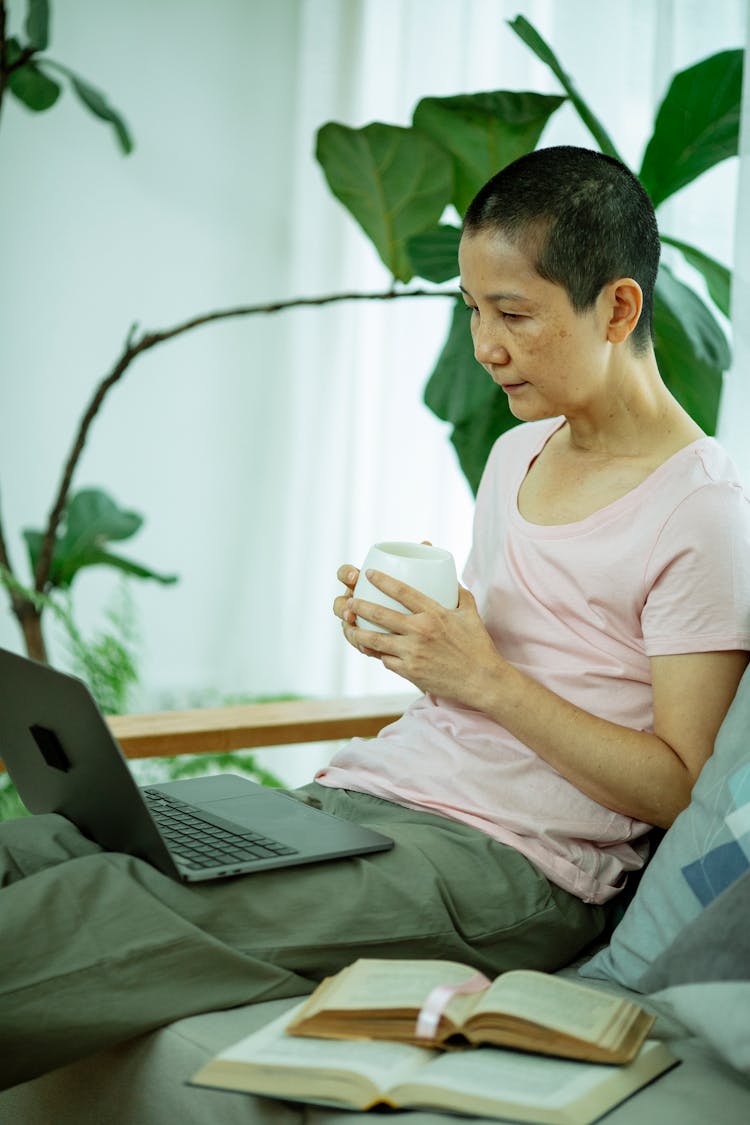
left=333, top=564, right=380, bottom=659
left=336, top=567, right=504, bottom=705
left=333, top=564, right=359, bottom=622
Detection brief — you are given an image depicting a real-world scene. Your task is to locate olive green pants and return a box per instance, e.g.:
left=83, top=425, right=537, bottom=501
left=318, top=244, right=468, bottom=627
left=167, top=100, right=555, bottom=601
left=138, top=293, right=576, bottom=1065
left=0, top=784, right=608, bottom=1089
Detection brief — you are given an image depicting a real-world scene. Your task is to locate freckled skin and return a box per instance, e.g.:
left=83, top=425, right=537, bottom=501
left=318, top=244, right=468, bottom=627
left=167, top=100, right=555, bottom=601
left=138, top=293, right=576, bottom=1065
left=455, top=227, right=706, bottom=522
left=457, top=230, right=616, bottom=425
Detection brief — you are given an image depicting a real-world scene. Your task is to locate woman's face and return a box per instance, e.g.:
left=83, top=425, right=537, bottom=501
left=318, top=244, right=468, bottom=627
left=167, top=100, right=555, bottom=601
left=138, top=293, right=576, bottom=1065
left=457, top=228, right=613, bottom=423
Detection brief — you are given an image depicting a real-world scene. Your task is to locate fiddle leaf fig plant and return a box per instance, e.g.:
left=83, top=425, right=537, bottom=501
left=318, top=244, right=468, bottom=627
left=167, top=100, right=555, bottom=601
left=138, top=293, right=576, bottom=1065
left=1, top=0, right=132, bottom=150
left=0, top=0, right=170, bottom=668
left=638, top=48, right=743, bottom=208
left=23, top=488, right=177, bottom=592
left=411, top=90, right=566, bottom=214
left=316, top=122, right=454, bottom=281
left=315, top=14, right=742, bottom=493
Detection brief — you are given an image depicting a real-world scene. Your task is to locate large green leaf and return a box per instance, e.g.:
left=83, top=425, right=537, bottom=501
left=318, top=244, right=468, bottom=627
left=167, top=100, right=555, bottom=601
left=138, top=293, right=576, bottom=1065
left=423, top=299, right=519, bottom=492
left=656, top=264, right=730, bottom=370
left=507, top=16, right=622, bottom=161
left=316, top=122, right=453, bottom=282
left=406, top=224, right=461, bottom=283
left=424, top=299, right=494, bottom=424
left=6, top=38, right=60, bottom=111
left=653, top=266, right=728, bottom=433
left=640, top=50, right=743, bottom=208
left=24, top=489, right=177, bottom=590
left=661, top=235, right=731, bottom=319
left=450, top=391, right=521, bottom=496
left=413, top=90, right=565, bottom=215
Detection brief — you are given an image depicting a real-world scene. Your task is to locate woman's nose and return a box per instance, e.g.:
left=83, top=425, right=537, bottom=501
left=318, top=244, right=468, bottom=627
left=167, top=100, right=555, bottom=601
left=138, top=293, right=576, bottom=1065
left=473, top=324, right=510, bottom=366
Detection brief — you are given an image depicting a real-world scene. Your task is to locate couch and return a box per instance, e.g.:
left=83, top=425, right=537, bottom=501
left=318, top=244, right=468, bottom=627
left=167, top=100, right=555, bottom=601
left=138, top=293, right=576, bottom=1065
left=2, top=676, right=749, bottom=1123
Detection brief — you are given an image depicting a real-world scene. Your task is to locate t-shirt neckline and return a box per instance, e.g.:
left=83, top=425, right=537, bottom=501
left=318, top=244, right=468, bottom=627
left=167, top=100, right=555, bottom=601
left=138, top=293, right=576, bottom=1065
left=511, top=417, right=712, bottom=538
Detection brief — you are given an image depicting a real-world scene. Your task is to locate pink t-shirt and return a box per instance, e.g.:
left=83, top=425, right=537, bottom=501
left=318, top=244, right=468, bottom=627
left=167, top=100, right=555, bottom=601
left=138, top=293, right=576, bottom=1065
left=317, top=418, right=750, bottom=903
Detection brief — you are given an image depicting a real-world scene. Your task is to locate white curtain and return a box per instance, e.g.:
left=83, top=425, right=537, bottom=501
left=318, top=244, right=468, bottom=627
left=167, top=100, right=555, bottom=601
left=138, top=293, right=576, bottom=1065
left=0, top=1, right=747, bottom=769
left=717, top=9, right=750, bottom=482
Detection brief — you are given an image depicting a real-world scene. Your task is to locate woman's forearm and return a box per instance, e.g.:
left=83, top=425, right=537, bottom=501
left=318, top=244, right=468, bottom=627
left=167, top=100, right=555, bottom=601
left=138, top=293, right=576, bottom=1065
left=469, top=659, right=690, bottom=828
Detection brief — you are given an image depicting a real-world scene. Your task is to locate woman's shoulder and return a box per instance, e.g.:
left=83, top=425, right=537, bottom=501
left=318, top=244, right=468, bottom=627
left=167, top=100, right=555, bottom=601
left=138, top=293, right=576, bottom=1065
left=690, top=436, right=747, bottom=489
left=651, top=439, right=750, bottom=552
left=656, top=436, right=748, bottom=507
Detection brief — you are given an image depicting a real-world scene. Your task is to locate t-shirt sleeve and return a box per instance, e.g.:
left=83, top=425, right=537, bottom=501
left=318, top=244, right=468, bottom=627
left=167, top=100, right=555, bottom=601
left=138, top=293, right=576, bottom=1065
left=642, top=480, right=750, bottom=656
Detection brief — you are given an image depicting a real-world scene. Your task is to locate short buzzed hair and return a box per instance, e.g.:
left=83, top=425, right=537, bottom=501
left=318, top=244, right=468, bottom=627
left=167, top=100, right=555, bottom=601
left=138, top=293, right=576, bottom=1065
left=462, top=146, right=660, bottom=352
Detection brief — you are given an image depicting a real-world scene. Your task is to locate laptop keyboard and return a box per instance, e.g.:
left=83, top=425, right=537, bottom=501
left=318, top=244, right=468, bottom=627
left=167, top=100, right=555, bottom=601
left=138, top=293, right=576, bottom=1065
left=143, top=788, right=298, bottom=870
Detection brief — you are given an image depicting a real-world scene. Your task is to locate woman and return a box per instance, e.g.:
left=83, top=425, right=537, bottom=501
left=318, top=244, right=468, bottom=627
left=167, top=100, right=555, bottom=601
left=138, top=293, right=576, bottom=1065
left=331, top=145, right=750, bottom=902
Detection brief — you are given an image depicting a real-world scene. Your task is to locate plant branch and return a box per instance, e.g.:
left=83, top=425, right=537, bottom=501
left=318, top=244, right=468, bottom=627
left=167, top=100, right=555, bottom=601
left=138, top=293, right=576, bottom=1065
left=0, top=492, right=23, bottom=614
left=33, top=286, right=457, bottom=593
left=125, top=287, right=457, bottom=348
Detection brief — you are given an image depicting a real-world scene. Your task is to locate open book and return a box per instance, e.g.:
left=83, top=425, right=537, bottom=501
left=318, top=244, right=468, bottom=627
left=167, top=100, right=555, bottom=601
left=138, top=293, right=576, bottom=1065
left=287, top=958, right=656, bottom=1064
left=191, top=1003, right=677, bottom=1125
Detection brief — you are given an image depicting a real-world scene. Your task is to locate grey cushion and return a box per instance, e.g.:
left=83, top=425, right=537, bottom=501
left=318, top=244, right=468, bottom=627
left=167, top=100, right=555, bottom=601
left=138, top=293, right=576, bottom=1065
left=639, top=866, right=750, bottom=991
left=636, top=867, right=750, bottom=1076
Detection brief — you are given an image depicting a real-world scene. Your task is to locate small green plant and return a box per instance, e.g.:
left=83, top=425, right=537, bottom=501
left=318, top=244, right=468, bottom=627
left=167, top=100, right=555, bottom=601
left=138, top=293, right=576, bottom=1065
left=1, top=3, right=178, bottom=668
left=0, top=0, right=132, bottom=149
left=1, top=486, right=175, bottom=667
left=61, top=579, right=141, bottom=717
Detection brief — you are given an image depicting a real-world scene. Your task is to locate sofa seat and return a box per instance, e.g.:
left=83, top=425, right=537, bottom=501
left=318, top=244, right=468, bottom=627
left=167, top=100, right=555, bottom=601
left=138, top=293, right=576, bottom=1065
left=3, top=971, right=749, bottom=1125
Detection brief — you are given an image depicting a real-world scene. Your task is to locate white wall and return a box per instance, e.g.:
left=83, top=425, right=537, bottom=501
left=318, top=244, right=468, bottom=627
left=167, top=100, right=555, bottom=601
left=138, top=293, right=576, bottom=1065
left=1, top=0, right=747, bottom=746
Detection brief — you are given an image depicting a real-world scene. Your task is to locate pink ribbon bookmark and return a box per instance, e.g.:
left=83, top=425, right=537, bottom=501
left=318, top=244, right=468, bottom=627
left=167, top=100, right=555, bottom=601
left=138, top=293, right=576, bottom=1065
left=415, top=971, right=491, bottom=1041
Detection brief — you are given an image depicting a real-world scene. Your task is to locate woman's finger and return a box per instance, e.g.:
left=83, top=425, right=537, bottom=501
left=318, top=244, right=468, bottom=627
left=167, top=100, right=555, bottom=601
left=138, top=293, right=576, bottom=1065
left=361, top=569, right=434, bottom=615
left=337, top=564, right=360, bottom=588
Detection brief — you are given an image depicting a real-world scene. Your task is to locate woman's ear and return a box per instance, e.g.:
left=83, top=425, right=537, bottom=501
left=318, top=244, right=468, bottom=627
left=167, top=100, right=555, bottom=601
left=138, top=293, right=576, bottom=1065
left=606, top=278, right=643, bottom=343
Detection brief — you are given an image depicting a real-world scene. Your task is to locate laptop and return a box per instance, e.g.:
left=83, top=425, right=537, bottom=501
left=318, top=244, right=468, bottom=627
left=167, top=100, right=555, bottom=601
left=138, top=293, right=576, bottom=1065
left=0, top=648, right=393, bottom=882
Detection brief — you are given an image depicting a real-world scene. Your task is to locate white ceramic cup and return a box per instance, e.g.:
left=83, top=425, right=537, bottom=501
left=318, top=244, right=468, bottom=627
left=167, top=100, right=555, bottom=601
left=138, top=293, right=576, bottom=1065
left=352, top=541, right=458, bottom=632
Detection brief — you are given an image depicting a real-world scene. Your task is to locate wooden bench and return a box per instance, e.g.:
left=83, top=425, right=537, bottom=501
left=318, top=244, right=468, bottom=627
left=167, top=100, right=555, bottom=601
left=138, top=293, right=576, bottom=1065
left=0, top=694, right=415, bottom=779
left=105, top=693, right=417, bottom=761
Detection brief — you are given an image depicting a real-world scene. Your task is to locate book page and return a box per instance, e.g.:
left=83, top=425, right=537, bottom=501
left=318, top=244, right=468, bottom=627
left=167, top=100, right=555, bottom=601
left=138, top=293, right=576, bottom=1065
left=216, top=1004, right=436, bottom=1089
left=392, top=1040, right=673, bottom=1109
left=301, top=958, right=478, bottom=1014
left=474, top=970, right=628, bottom=1039
left=397, top=1042, right=605, bottom=1105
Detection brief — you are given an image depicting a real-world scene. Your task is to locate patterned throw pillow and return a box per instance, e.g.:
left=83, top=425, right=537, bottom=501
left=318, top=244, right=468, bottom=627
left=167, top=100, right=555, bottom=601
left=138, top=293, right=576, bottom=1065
left=579, top=664, right=750, bottom=991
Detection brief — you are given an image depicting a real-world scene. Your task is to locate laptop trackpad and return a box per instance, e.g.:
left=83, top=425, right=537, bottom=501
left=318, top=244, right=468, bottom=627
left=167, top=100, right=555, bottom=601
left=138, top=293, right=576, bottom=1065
left=204, top=791, right=338, bottom=835
left=206, top=791, right=391, bottom=853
